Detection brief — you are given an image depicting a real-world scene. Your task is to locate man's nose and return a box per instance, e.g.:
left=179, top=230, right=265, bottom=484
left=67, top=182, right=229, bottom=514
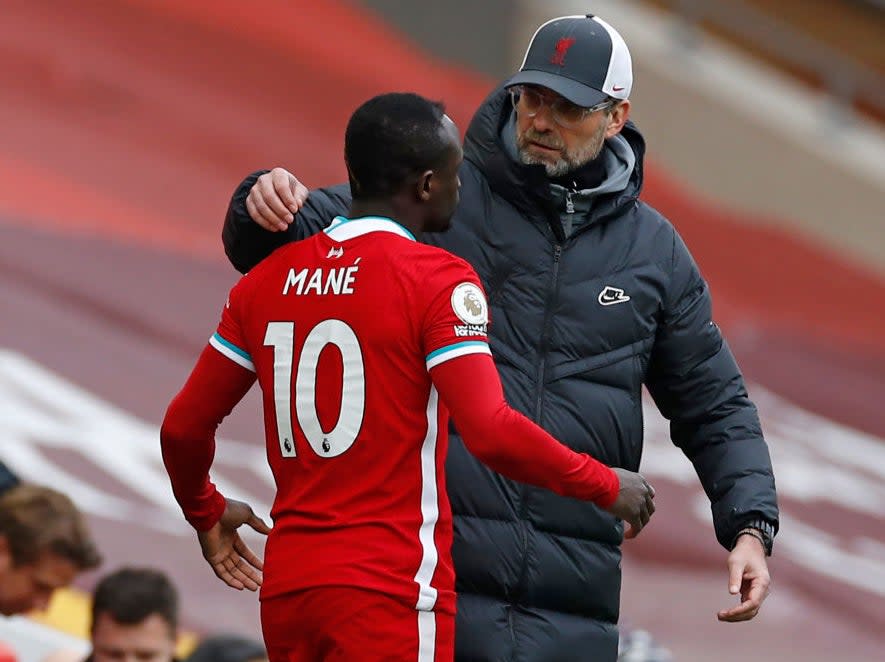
left=531, top=104, right=555, bottom=132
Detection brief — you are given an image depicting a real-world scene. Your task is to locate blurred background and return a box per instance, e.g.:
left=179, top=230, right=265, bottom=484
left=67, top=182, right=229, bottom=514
left=0, top=0, right=882, bottom=660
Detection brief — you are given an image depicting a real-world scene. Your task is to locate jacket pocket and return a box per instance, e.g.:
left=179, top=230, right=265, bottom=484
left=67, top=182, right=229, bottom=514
left=547, top=335, right=654, bottom=383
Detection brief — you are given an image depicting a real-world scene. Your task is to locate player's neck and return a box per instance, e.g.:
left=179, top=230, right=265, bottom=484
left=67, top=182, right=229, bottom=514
left=348, top=200, right=423, bottom=238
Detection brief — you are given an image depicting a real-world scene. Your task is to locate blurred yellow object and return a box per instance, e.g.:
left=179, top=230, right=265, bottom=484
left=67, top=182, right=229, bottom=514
left=28, top=587, right=199, bottom=657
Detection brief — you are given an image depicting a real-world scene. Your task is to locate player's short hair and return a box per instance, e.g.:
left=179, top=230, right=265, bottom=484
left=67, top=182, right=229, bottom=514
left=91, top=567, right=179, bottom=635
left=345, top=92, right=450, bottom=199
left=0, top=483, right=101, bottom=569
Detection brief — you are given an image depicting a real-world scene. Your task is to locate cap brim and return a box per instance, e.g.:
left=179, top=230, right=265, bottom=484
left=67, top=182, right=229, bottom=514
left=505, top=70, right=608, bottom=107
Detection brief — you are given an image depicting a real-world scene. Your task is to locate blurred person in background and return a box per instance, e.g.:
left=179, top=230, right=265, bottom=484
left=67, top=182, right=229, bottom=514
left=86, top=567, right=180, bottom=662
left=185, top=634, right=267, bottom=662
left=220, top=13, right=778, bottom=661
left=0, top=484, right=101, bottom=617
left=0, top=463, right=19, bottom=496
left=43, top=567, right=181, bottom=662
left=42, top=568, right=179, bottom=662
left=162, top=92, right=654, bottom=661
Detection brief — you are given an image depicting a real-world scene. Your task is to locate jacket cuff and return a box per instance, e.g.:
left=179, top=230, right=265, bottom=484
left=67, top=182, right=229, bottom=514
left=730, top=517, right=776, bottom=556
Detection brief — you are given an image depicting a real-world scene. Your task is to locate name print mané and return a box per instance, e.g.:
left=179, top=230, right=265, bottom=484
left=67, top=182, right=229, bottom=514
left=282, top=259, right=361, bottom=296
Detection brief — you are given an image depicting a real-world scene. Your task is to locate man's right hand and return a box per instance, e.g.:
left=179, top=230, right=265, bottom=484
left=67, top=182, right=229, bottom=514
left=246, top=167, right=310, bottom=232
left=607, top=468, right=656, bottom=539
left=197, top=498, right=272, bottom=591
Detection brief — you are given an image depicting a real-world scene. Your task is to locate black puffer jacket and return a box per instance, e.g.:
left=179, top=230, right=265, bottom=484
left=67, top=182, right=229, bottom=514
left=223, top=87, right=778, bottom=662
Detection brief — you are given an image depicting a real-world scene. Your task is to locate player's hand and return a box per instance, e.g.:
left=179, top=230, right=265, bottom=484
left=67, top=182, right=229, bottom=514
left=197, top=498, right=272, bottom=592
left=717, top=533, right=771, bottom=622
left=607, top=469, right=655, bottom=539
left=246, top=167, right=310, bottom=232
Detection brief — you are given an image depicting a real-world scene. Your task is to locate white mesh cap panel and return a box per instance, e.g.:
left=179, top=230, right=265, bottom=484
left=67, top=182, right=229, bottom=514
left=594, top=16, right=633, bottom=99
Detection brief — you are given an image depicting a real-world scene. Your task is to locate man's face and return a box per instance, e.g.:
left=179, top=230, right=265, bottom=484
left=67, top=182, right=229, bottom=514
left=513, top=85, right=613, bottom=177
left=91, top=612, right=177, bottom=662
left=0, top=546, right=78, bottom=616
left=424, top=115, right=463, bottom=233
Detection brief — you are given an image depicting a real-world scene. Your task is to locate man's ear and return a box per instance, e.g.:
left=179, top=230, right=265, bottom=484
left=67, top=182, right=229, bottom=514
left=416, top=170, right=434, bottom=202
left=605, top=99, right=631, bottom=139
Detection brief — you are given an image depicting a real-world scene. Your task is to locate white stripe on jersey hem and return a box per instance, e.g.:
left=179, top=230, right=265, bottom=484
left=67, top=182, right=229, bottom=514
left=425, top=342, right=491, bottom=370
left=413, top=386, right=440, bottom=612
left=208, top=334, right=255, bottom=372
left=417, top=610, right=437, bottom=661
left=324, top=216, right=416, bottom=242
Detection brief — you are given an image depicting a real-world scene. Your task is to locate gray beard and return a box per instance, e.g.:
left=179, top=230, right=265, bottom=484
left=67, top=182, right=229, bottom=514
left=516, top=122, right=607, bottom=177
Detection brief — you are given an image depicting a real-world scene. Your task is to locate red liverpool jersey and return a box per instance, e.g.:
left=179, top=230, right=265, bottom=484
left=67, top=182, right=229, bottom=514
left=209, top=216, right=492, bottom=614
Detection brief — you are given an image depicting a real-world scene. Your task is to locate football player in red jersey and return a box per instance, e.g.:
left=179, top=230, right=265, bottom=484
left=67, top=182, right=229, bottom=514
left=160, top=93, right=655, bottom=662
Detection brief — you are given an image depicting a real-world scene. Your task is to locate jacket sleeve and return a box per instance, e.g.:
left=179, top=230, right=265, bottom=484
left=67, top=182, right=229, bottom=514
left=161, top=345, right=257, bottom=530
left=645, top=229, right=778, bottom=551
left=222, top=170, right=353, bottom=274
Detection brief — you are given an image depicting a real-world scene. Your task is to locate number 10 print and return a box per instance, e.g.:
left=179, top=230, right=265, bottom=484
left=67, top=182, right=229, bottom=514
left=263, top=320, right=366, bottom=458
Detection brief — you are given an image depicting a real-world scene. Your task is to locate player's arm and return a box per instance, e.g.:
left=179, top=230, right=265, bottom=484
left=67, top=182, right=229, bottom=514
left=160, top=344, right=256, bottom=530
left=223, top=168, right=352, bottom=274
left=161, top=344, right=270, bottom=591
left=430, top=352, right=655, bottom=537
left=162, top=278, right=271, bottom=591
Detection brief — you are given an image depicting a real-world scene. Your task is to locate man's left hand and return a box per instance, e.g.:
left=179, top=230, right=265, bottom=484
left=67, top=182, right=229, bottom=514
left=717, top=533, right=771, bottom=622
left=197, top=498, right=272, bottom=592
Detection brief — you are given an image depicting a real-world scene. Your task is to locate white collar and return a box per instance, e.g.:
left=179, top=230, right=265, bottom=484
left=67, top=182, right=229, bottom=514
left=324, top=216, right=416, bottom=242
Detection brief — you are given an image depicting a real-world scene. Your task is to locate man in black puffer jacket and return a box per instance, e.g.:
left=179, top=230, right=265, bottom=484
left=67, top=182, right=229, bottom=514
left=220, top=14, right=778, bottom=662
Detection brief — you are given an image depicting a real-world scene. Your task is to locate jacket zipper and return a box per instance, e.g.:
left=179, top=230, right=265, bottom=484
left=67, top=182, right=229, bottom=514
left=534, top=243, right=562, bottom=420
left=512, top=243, right=563, bottom=617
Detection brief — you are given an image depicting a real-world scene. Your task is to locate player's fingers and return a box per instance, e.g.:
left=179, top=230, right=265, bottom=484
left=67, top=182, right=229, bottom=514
left=291, top=178, right=309, bottom=209
left=743, top=576, right=769, bottom=610
left=245, top=194, right=278, bottom=231
left=726, top=556, right=745, bottom=595
left=717, top=599, right=759, bottom=622
left=234, top=536, right=264, bottom=571
left=246, top=172, right=291, bottom=228
left=262, top=172, right=297, bottom=221
left=229, top=558, right=261, bottom=592
left=270, top=169, right=298, bottom=211
left=248, top=513, right=272, bottom=536
left=212, top=559, right=244, bottom=591
left=253, top=172, right=276, bottom=200
left=626, top=514, right=643, bottom=539
left=247, top=191, right=290, bottom=231
left=224, top=548, right=261, bottom=591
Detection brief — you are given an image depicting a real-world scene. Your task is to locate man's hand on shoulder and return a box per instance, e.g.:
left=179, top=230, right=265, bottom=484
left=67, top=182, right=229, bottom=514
left=717, top=532, right=771, bottom=622
left=607, top=468, right=655, bottom=539
left=246, top=167, right=309, bottom=232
